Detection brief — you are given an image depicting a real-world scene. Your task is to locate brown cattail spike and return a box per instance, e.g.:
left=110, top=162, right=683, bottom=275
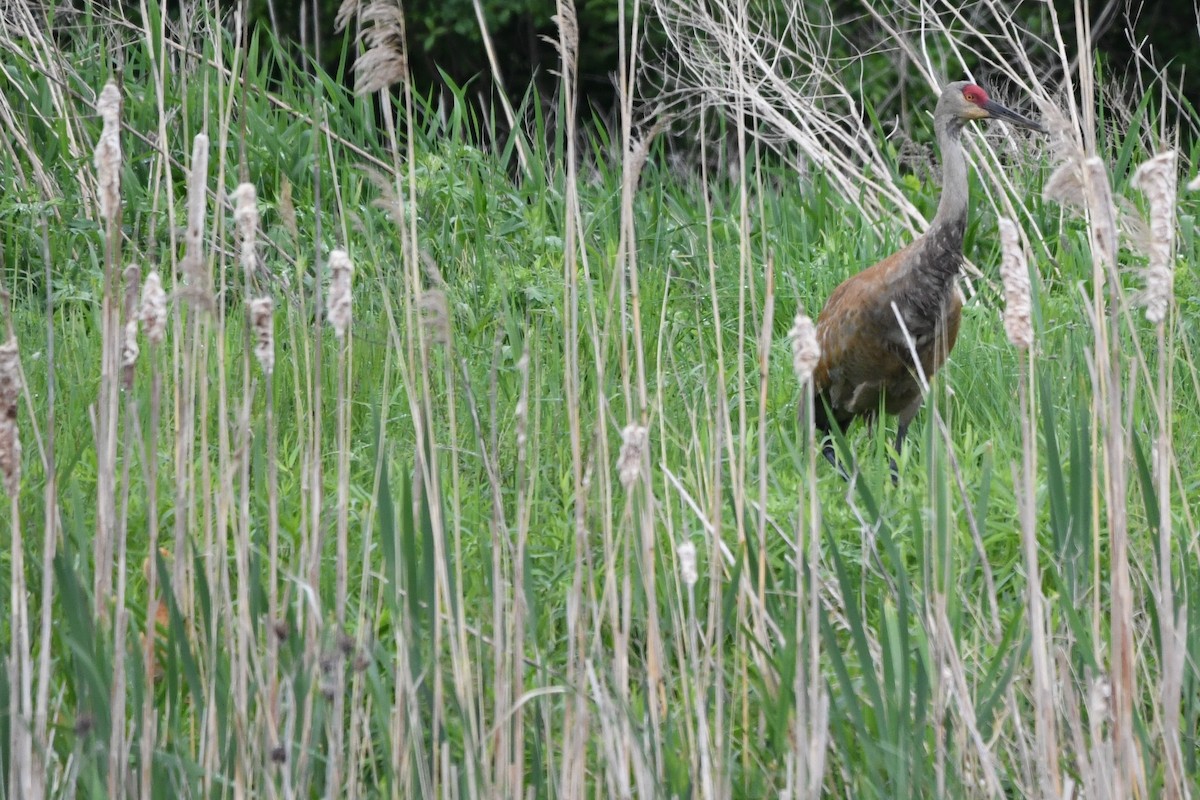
left=94, top=81, right=122, bottom=223
left=788, top=314, right=820, bottom=383
left=998, top=219, right=1034, bottom=350
left=140, top=271, right=168, bottom=345
left=249, top=297, right=275, bottom=375
left=327, top=250, right=354, bottom=340
left=0, top=337, right=22, bottom=497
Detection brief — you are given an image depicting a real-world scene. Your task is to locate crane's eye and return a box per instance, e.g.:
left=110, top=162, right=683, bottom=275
left=963, top=90, right=978, bottom=103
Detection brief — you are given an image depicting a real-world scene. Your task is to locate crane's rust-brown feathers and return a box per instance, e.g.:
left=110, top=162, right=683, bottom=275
left=811, top=236, right=962, bottom=434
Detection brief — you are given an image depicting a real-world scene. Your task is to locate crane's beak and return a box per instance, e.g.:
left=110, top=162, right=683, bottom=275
left=981, top=99, right=1046, bottom=133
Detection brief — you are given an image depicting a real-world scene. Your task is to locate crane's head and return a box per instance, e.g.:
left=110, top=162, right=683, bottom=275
left=939, top=81, right=1045, bottom=133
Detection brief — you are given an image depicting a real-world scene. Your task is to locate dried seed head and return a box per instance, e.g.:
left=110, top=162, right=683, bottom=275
left=0, top=338, right=22, bottom=497
left=617, top=424, right=648, bottom=489
left=1083, top=157, right=1119, bottom=270
left=676, top=540, right=698, bottom=587
left=94, top=80, right=122, bottom=223
left=1043, top=161, right=1085, bottom=210
left=788, top=313, right=820, bottom=383
left=998, top=219, right=1034, bottom=350
left=327, top=249, right=354, bottom=339
left=230, top=182, right=260, bottom=276
left=182, top=134, right=210, bottom=293
left=1130, top=151, right=1178, bottom=325
left=353, top=2, right=407, bottom=94
left=418, top=289, right=450, bottom=346
left=121, top=319, right=140, bottom=389
left=140, top=271, right=168, bottom=344
left=249, top=296, right=275, bottom=374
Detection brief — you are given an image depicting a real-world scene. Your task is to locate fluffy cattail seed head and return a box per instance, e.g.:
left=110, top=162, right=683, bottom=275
left=230, top=182, right=260, bottom=276
left=676, top=540, right=698, bottom=587
left=140, top=271, right=167, bottom=344
left=788, top=314, right=820, bottom=383
left=1130, top=151, right=1177, bottom=325
left=998, top=219, right=1034, bottom=350
left=327, top=249, right=354, bottom=339
left=249, top=296, right=275, bottom=375
left=617, top=424, right=648, bottom=489
left=1083, top=157, right=1119, bottom=270
left=121, top=319, right=140, bottom=389
left=182, top=134, right=210, bottom=296
left=0, top=337, right=22, bottom=497
left=94, top=80, right=122, bottom=223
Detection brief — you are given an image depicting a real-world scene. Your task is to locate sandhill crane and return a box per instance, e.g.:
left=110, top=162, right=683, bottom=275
left=810, top=81, right=1043, bottom=481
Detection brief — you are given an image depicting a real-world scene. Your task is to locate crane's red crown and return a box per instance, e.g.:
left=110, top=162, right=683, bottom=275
left=961, top=85, right=989, bottom=105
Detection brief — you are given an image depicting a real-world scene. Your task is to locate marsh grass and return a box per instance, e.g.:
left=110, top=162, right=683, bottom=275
left=0, top=0, right=1198, bottom=797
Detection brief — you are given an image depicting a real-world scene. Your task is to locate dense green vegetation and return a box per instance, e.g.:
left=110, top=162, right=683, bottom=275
left=0, top=1, right=1198, bottom=797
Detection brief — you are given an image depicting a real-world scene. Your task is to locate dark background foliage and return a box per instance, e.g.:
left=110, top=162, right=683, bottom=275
left=232, top=0, right=1200, bottom=125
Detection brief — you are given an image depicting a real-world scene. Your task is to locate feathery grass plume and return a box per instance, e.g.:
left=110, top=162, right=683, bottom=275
left=788, top=314, right=820, bottom=383
left=230, top=182, right=260, bottom=276
left=346, top=1, right=408, bottom=95
left=1083, top=157, right=1120, bottom=268
left=676, top=540, right=698, bottom=587
left=327, top=249, right=354, bottom=339
left=94, top=80, right=121, bottom=222
left=139, top=271, right=167, bottom=344
left=248, top=297, right=275, bottom=374
left=617, top=424, right=648, bottom=488
left=1129, top=152, right=1177, bottom=325
left=418, top=289, right=450, bottom=346
left=0, top=337, right=21, bottom=497
left=998, top=219, right=1034, bottom=350
left=120, top=319, right=139, bottom=389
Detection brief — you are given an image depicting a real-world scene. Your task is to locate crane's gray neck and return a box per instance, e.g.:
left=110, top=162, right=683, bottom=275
left=928, top=118, right=968, bottom=252
left=896, top=115, right=968, bottom=330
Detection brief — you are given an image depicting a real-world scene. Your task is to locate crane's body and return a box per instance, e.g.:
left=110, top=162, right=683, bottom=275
left=810, top=82, right=1042, bottom=478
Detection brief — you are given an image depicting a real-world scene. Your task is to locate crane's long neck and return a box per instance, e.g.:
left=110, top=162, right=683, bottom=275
left=929, top=118, right=968, bottom=252
left=898, top=115, right=968, bottom=323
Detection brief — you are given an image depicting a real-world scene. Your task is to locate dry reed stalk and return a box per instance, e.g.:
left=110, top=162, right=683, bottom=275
left=1132, top=150, right=1186, bottom=800
left=550, top=0, right=592, bottom=793
left=93, top=78, right=123, bottom=624
left=33, top=218, right=57, bottom=800
left=1080, top=154, right=1142, bottom=796
left=0, top=336, right=33, bottom=800
left=999, top=218, right=1059, bottom=797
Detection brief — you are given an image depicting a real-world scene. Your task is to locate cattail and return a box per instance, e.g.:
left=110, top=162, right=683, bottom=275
left=998, top=219, right=1034, bottom=350
left=121, top=319, right=140, bottom=389
left=1130, top=151, right=1177, bottom=325
left=140, top=271, right=167, bottom=344
left=327, top=249, right=354, bottom=339
left=788, top=313, right=820, bottom=383
left=617, top=424, right=648, bottom=489
left=182, top=134, right=210, bottom=289
left=0, top=337, right=21, bottom=497
left=249, top=296, right=275, bottom=375
left=676, top=540, right=698, bottom=587
left=94, top=80, right=121, bottom=223
left=230, top=182, right=260, bottom=276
